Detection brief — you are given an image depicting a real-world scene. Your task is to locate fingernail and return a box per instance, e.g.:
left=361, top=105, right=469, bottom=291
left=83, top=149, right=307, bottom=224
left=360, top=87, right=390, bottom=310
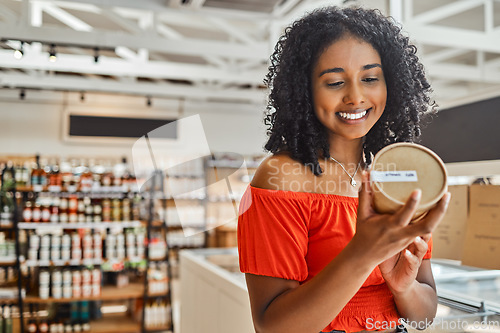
left=412, top=189, right=422, bottom=201
left=405, top=249, right=412, bottom=257
left=415, top=236, right=423, bottom=243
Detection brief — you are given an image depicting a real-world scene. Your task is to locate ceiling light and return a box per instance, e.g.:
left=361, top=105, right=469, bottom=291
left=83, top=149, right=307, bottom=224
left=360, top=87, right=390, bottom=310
left=93, top=47, right=100, bottom=63
left=49, top=44, right=57, bottom=62
left=13, top=42, right=24, bottom=60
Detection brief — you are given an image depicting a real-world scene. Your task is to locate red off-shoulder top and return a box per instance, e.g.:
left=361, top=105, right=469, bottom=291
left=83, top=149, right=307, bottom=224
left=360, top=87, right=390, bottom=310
left=238, top=185, right=432, bottom=333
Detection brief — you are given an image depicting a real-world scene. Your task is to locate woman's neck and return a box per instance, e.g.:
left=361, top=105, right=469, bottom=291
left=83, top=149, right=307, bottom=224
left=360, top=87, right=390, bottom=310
left=328, top=136, right=364, bottom=166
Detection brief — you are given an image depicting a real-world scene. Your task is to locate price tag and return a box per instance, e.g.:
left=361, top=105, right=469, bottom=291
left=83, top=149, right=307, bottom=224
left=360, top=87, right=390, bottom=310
left=371, top=170, right=418, bottom=182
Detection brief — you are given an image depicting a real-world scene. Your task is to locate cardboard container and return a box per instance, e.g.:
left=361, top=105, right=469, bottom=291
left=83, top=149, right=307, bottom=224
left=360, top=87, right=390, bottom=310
left=462, top=184, right=500, bottom=269
left=371, top=143, right=448, bottom=220
left=432, top=185, right=469, bottom=260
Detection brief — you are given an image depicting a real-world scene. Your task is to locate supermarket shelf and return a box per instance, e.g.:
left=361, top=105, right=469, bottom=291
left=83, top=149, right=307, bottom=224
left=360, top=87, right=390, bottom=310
left=144, top=327, right=172, bottom=333
left=91, top=316, right=141, bottom=333
left=0, top=257, right=17, bottom=266
left=16, top=185, right=138, bottom=194
left=25, top=259, right=103, bottom=267
left=24, top=283, right=144, bottom=303
left=18, top=221, right=143, bottom=230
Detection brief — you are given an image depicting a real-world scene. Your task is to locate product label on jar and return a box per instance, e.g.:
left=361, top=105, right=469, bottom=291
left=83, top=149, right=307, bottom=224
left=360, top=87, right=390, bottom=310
left=371, top=170, right=418, bottom=182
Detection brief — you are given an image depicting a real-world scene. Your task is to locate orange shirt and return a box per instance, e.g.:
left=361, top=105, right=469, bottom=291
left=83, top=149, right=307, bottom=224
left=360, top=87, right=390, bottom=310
left=238, top=185, right=432, bottom=333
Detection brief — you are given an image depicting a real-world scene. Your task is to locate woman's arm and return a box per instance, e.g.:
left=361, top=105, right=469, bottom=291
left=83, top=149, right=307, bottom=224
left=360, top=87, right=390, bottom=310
left=245, top=164, right=449, bottom=333
left=391, top=259, right=437, bottom=329
left=246, top=239, right=377, bottom=333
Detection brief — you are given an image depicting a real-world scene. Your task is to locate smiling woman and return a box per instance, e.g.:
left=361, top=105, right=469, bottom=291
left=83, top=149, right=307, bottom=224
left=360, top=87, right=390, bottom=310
left=237, top=6, right=451, bottom=333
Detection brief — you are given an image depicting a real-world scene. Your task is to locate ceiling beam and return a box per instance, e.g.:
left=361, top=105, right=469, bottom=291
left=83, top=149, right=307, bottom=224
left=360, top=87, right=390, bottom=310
left=405, top=24, right=500, bottom=54
left=423, top=48, right=470, bottom=63
left=39, top=2, right=93, bottom=31
left=426, top=63, right=500, bottom=84
left=0, top=3, right=18, bottom=23
left=0, top=73, right=266, bottom=103
left=100, top=8, right=143, bottom=34
left=0, top=22, right=268, bottom=61
left=206, top=17, right=257, bottom=44
left=272, top=0, right=302, bottom=18
left=410, top=0, right=485, bottom=25
left=34, top=0, right=272, bottom=19
left=0, top=49, right=264, bottom=84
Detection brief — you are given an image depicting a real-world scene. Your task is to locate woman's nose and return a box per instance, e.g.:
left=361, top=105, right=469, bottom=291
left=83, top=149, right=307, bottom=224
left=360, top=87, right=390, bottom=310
left=342, top=83, right=365, bottom=105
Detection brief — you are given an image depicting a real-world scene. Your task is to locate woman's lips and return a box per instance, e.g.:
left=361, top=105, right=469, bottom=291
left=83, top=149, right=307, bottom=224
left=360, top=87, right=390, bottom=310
left=336, top=108, right=372, bottom=123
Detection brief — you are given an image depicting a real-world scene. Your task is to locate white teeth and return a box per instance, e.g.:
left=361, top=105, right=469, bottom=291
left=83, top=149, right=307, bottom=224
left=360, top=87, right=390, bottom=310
left=338, top=110, right=367, bottom=120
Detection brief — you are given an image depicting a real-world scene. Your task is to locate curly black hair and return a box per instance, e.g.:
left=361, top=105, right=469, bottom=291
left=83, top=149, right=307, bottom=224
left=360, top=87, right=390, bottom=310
left=263, top=6, right=436, bottom=176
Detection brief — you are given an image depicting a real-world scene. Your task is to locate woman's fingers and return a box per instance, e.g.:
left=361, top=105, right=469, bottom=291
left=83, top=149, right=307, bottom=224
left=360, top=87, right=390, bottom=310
left=412, top=236, right=428, bottom=260
left=393, top=189, right=422, bottom=226
left=357, top=171, right=374, bottom=220
left=406, top=192, right=451, bottom=237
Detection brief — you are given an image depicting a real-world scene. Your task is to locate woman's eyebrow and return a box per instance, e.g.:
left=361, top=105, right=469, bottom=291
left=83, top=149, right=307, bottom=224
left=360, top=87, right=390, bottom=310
left=318, top=63, right=382, bottom=77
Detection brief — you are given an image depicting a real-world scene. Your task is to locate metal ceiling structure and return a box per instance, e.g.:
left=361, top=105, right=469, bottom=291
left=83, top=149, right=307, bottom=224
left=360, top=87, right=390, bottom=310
left=0, top=0, right=499, bottom=107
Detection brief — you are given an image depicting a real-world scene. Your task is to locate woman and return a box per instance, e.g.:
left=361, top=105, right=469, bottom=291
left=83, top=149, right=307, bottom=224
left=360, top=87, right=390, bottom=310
left=237, top=6, right=451, bottom=333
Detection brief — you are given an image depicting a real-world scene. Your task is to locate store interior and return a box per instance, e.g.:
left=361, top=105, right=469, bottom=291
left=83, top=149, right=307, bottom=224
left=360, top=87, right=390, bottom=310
left=1, top=0, right=500, bottom=332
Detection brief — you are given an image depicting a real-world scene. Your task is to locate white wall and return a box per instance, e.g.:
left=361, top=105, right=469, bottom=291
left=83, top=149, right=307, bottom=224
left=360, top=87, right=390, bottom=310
left=0, top=90, right=268, bottom=161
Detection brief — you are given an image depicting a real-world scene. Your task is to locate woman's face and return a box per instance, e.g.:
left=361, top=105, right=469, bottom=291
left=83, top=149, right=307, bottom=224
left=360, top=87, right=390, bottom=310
left=311, top=36, right=387, bottom=141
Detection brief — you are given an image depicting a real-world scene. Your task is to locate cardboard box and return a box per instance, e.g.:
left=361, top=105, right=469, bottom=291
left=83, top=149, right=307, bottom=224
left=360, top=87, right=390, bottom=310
left=462, top=184, right=500, bottom=269
left=432, top=185, right=469, bottom=260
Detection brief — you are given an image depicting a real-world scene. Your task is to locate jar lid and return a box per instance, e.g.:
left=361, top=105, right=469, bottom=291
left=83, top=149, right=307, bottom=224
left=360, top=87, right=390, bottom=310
left=371, top=143, right=447, bottom=213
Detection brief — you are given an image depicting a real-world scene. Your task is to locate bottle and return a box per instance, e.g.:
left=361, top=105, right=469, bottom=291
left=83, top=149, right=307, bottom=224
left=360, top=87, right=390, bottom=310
left=1, top=161, right=15, bottom=189
left=59, top=197, right=68, bottom=224
left=3, top=305, right=12, bottom=333
left=79, top=160, right=93, bottom=192
left=32, top=204, right=42, bottom=223
left=50, top=195, right=60, bottom=223
left=0, top=305, right=4, bottom=333
left=41, top=199, right=51, bottom=223
left=68, top=195, right=78, bottom=224
left=14, top=163, right=24, bottom=187
left=39, top=319, right=49, bottom=333
left=101, top=199, right=111, bottom=222
left=84, top=197, right=93, bottom=223
left=23, top=201, right=33, bottom=222
left=77, top=198, right=86, bottom=223
left=93, top=199, right=102, bottom=223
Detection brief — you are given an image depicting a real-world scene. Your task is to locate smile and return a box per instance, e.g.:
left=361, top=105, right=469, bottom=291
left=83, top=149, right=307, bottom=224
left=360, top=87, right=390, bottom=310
left=336, top=108, right=371, bottom=121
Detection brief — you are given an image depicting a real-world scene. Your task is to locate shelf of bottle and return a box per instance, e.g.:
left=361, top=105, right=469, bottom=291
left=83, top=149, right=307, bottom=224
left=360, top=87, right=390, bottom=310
left=15, top=185, right=139, bottom=195
left=0, top=223, right=13, bottom=229
left=91, top=316, right=141, bottom=333
left=144, top=326, right=173, bottom=333
left=17, top=221, right=143, bottom=230
left=145, top=291, right=170, bottom=298
left=24, top=283, right=145, bottom=303
left=168, top=245, right=205, bottom=251
left=0, top=257, right=17, bottom=266
left=25, top=258, right=103, bottom=267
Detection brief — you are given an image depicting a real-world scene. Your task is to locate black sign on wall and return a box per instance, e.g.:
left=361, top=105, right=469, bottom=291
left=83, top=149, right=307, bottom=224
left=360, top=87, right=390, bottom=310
left=69, top=115, right=177, bottom=139
left=419, top=96, right=500, bottom=163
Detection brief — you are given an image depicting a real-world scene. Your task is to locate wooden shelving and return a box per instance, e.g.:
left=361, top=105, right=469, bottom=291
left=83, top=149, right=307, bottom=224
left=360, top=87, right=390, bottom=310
left=18, top=221, right=143, bottom=230
left=90, top=316, right=141, bottom=333
left=24, top=283, right=144, bottom=303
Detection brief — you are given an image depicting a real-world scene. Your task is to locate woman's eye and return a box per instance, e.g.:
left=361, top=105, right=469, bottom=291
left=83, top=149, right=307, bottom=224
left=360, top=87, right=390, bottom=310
left=363, top=77, right=379, bottom=83
left=327, top=81, right=343, bottom=87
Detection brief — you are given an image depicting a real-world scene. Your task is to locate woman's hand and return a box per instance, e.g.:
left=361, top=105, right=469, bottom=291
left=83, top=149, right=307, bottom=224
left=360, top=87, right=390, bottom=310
left=378, top=235, right=429, bottom=295
left=353, top=171, right=450, bottom=269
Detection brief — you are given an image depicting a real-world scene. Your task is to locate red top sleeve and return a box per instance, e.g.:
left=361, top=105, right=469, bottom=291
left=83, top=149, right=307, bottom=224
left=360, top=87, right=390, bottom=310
left=237, top=186, right=310, bottom=281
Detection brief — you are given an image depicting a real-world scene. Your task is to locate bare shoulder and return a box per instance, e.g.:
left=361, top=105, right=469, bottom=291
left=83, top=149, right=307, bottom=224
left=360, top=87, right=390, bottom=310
left=251, top=152, right=311, bottom=191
